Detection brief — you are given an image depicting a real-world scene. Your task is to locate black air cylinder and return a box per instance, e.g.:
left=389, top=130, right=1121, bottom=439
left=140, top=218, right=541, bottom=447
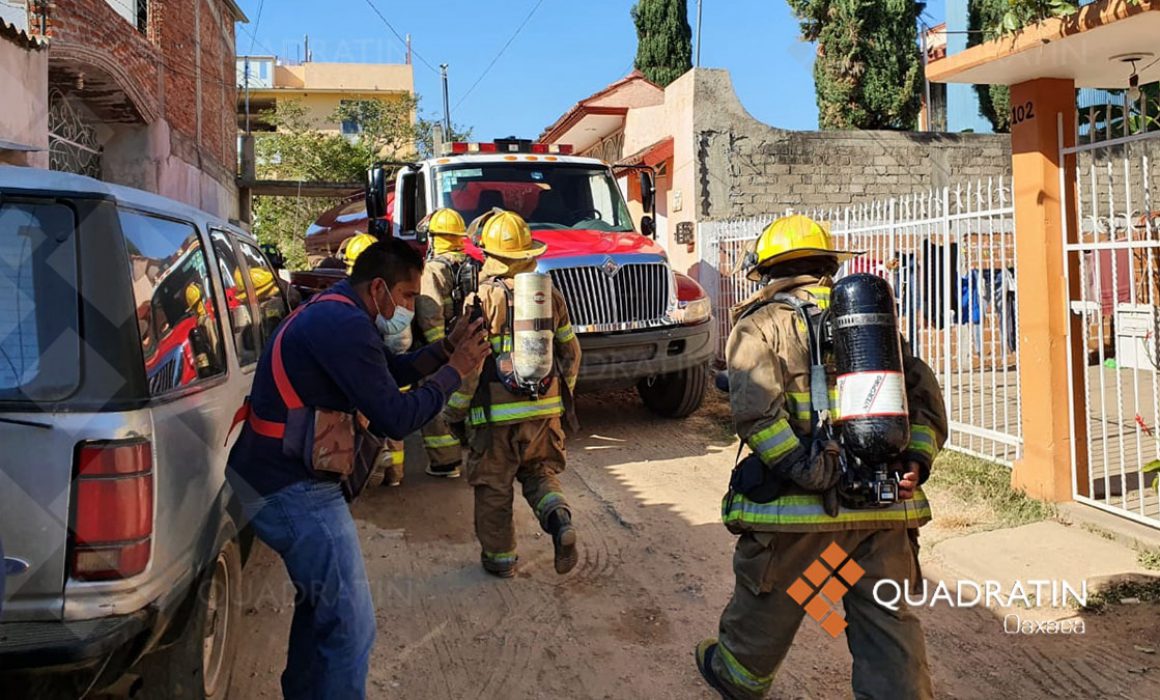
left=831, top=274, right=910, bottom=464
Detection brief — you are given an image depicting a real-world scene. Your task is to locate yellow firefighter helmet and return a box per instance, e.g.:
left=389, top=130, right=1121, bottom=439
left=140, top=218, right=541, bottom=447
left=421, top=208, right=467, bottom=237
left=474, top=210, right=546, bottom=260
left=185, top=282, right=203, bottom=310
left=746, top=214, right=859, bottom=281
left=343, top=233, right=378, bottom=273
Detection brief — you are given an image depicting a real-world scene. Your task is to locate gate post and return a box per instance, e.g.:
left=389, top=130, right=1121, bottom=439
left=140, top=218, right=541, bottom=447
left=1009, top=78, right=1088, bottom=501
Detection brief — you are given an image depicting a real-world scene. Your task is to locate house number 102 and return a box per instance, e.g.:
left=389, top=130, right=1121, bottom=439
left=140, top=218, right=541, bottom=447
left=1010, top=101, right=1035, bottom=126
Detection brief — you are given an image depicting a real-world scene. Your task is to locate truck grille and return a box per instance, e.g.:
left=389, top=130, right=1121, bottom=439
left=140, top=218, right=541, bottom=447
left=147, top=354, right=180, bottom=395
left=549, top=263, right=671, bottom=332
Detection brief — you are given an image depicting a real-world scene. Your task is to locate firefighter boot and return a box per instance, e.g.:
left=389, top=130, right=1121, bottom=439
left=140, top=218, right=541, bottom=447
left=480, top=551, right=518, bottom=579
left=694, top=639, right=748, bottom=700
left=546, top=509, right=578, bottom=575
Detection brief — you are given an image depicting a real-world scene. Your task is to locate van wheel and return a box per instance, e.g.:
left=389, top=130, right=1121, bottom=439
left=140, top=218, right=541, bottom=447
left=139, top=520, right=241, bottom=699
left=637, top=364, right=708, bottom=418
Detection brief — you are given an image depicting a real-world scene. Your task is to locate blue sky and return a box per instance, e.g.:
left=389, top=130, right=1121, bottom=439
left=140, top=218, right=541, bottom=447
left=236, top=1, right=946, bottom=141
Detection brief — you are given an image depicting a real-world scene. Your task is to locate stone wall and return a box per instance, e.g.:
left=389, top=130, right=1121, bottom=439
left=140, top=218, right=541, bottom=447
left=691, top=70, right=1013, bottom=221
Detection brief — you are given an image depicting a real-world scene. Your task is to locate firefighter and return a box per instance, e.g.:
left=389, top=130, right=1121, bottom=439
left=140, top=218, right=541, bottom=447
left=443, top=210, right=582, bottom=578
left=415, top=208, right=475, bottom=478
left=346, top=232, right=407, bottom=485
left=694, top=215, right=947, bottom=700
left=344, top=233, right=378, bottom=275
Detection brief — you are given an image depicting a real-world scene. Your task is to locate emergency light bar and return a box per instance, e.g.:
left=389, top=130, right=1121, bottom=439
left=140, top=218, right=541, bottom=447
left=443, top=141, right=574, bottom=156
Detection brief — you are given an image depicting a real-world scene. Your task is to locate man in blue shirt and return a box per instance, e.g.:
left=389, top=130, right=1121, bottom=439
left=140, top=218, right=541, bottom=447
left=227, top=238, right=488, bottom=700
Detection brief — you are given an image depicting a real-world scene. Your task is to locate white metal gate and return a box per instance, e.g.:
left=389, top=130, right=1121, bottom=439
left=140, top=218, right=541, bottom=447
left=700, top=179, right=1021, bottom=466
left=1061, top=110, right=1160, bottom=528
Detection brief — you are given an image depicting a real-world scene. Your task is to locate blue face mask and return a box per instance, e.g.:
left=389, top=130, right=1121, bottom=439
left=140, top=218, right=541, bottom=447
left=373, top=283, right=414, bottom=337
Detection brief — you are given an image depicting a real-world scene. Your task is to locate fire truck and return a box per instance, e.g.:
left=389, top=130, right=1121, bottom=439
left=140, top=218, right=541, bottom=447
left=323, top=138, right=714, bottom=418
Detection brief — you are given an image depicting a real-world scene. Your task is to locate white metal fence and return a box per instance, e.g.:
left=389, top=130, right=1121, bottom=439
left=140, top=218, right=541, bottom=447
left=1062, top=116, right=1160, bottom=527
left=700, top=179, right=1021, bottom=465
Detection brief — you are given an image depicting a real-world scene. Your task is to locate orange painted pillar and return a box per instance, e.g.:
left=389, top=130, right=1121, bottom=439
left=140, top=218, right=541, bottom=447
left=1009, top=78, right=1088, bottom=502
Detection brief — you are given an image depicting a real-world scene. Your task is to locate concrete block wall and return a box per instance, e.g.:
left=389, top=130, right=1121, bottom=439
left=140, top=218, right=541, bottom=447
left=689, top=70, right=1013, bottom=222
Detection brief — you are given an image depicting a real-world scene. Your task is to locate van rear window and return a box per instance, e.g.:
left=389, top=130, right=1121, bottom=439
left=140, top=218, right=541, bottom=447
left=0, top=201, right=80, bottom=402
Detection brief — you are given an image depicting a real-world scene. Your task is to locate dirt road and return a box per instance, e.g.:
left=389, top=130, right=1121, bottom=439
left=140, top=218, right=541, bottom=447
left=229, top=391, right=1160, bottom=699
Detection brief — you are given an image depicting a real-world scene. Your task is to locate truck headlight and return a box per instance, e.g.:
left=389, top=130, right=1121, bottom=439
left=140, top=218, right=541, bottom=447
left=670, top=273, right=712, bottom=325
left=672, top=297, right=712, bottom=325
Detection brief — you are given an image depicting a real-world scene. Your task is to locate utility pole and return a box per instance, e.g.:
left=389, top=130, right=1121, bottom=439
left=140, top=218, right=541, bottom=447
left=920, top=28, right=931, bottom=131
left=440, top=64, right=451, bottom=137
left=406, top=34, right=412, bottom=65
left=695, top=0, right=703, bottom=67
left=244, top=56, right=251, bottom=134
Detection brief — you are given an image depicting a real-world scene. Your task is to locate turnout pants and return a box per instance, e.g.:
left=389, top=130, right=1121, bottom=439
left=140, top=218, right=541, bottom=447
left=421, top=413, right=463, bottom=468
left=466, top=416, right=568, bottom=566
left=712, top=528, right=932, bottom=700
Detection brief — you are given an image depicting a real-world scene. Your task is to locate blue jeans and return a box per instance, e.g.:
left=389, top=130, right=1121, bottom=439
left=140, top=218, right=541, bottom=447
left=243, top=480, right=375, bottom=700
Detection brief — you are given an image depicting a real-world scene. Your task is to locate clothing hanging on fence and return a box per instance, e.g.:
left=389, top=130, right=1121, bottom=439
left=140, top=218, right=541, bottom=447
left=921, top=240, right=959, bottom=329
left=1083, top=250, right=1132, bottom=315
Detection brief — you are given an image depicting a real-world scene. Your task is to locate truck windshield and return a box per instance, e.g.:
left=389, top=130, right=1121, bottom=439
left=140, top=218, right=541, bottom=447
left=0, top=201, right=80, bottom=403
left=432, top=163, right=635, bottom=232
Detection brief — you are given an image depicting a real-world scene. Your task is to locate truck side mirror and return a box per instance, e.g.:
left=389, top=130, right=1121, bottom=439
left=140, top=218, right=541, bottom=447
left=639, top=170, right=655, bottom=213
left=640, top=216, right=656, bottom=238
left=366, top=167, right=388, bottom=220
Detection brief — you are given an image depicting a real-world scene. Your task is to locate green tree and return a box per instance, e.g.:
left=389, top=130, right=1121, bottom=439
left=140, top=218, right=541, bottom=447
left=968, top=0, right=1011, bottom=132
left=786, top=0, right=925, bottom=130
left=631, top=0, right=693, bottom=87
left=969, top=0, right=1143, bottom=133
left=250, top=99, right=469, bottom=268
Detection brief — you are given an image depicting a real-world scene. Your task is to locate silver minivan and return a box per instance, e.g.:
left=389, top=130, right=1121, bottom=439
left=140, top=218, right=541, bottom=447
left=0, top=167, right=289, bottom=698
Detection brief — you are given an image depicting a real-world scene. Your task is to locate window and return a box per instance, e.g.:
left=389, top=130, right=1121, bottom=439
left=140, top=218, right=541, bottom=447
left=398, top=170, right=427, bottom=236
left=432, top=163, right=634, bottom=232
left=235, top=240, right=288, bottom=350
left=121, top=211, right=225, bottom=395
left=211, top=230, right=259, bottom=367
left=340, top=100, right=362, bottom=136
left=0, top=202, right=80, bottom=402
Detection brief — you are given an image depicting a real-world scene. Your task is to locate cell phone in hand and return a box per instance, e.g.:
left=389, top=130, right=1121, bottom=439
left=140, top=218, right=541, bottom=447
left=469, top=297, right=484, bottom=324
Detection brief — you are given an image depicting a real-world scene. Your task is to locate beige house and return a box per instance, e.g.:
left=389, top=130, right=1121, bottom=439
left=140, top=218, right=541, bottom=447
left=236, top=57, right=414, bottom=135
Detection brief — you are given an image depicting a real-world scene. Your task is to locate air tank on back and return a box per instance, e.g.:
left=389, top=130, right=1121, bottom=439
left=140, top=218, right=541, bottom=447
left=512, top=272, right=555, bottom=384
left=830, top=274, right=910, bottom=464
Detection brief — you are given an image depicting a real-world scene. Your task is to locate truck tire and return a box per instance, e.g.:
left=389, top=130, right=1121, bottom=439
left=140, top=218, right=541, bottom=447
left=637, top=364, right=709, bottom=418
left=138, top=518, right=242, bottom=700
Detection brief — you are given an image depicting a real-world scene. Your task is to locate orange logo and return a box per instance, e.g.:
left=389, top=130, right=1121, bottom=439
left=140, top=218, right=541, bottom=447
left=786, top=542, right=864, bottom=638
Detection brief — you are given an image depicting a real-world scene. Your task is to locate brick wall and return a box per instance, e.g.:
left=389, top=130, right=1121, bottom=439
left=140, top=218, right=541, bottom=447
left=41, top=0, right=240, bottom=215
left=691, top=70, right=1013, bottom=221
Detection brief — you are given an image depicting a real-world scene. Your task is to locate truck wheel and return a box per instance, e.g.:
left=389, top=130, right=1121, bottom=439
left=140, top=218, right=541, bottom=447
left=637, top=364, right=709, bottom=418
left=138, top=519, right=242, bottom=699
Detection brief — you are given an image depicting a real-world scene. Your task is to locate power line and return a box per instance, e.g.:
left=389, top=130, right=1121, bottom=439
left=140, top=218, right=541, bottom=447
left=361, top=0, right=439, bottom=74
left=248, top=0, right=266, bottom=55
left=454, top=0, right=545, bottom=110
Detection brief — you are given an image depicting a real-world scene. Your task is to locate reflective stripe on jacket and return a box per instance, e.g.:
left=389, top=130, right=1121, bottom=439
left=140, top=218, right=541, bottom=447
left=416, top=253, right=469, bottom=344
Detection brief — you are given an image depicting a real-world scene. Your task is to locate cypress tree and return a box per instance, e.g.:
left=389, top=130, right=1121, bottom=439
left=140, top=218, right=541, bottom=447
left=632, top=0, right=693, bottom=87
left=786, top=0, right=924, bottom=130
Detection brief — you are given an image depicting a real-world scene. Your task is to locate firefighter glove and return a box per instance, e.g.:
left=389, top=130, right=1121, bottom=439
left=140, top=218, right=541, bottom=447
left=780, top=439, right=842, bottom=493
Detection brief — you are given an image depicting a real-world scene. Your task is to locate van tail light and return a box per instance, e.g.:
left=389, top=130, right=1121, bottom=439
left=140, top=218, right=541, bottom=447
left=71, top=440, right=153, bottom=581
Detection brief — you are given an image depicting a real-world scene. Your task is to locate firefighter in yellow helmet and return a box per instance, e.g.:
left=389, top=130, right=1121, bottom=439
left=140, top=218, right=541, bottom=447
left=344, top=233, right=379, bottom=275
left=694, top=214, right=947, bottom=700
left=344, top=231, right=407, bottom=486
left=414, top=208, right=474, bottom=478
left=442, top=209, right=581, bottom=578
